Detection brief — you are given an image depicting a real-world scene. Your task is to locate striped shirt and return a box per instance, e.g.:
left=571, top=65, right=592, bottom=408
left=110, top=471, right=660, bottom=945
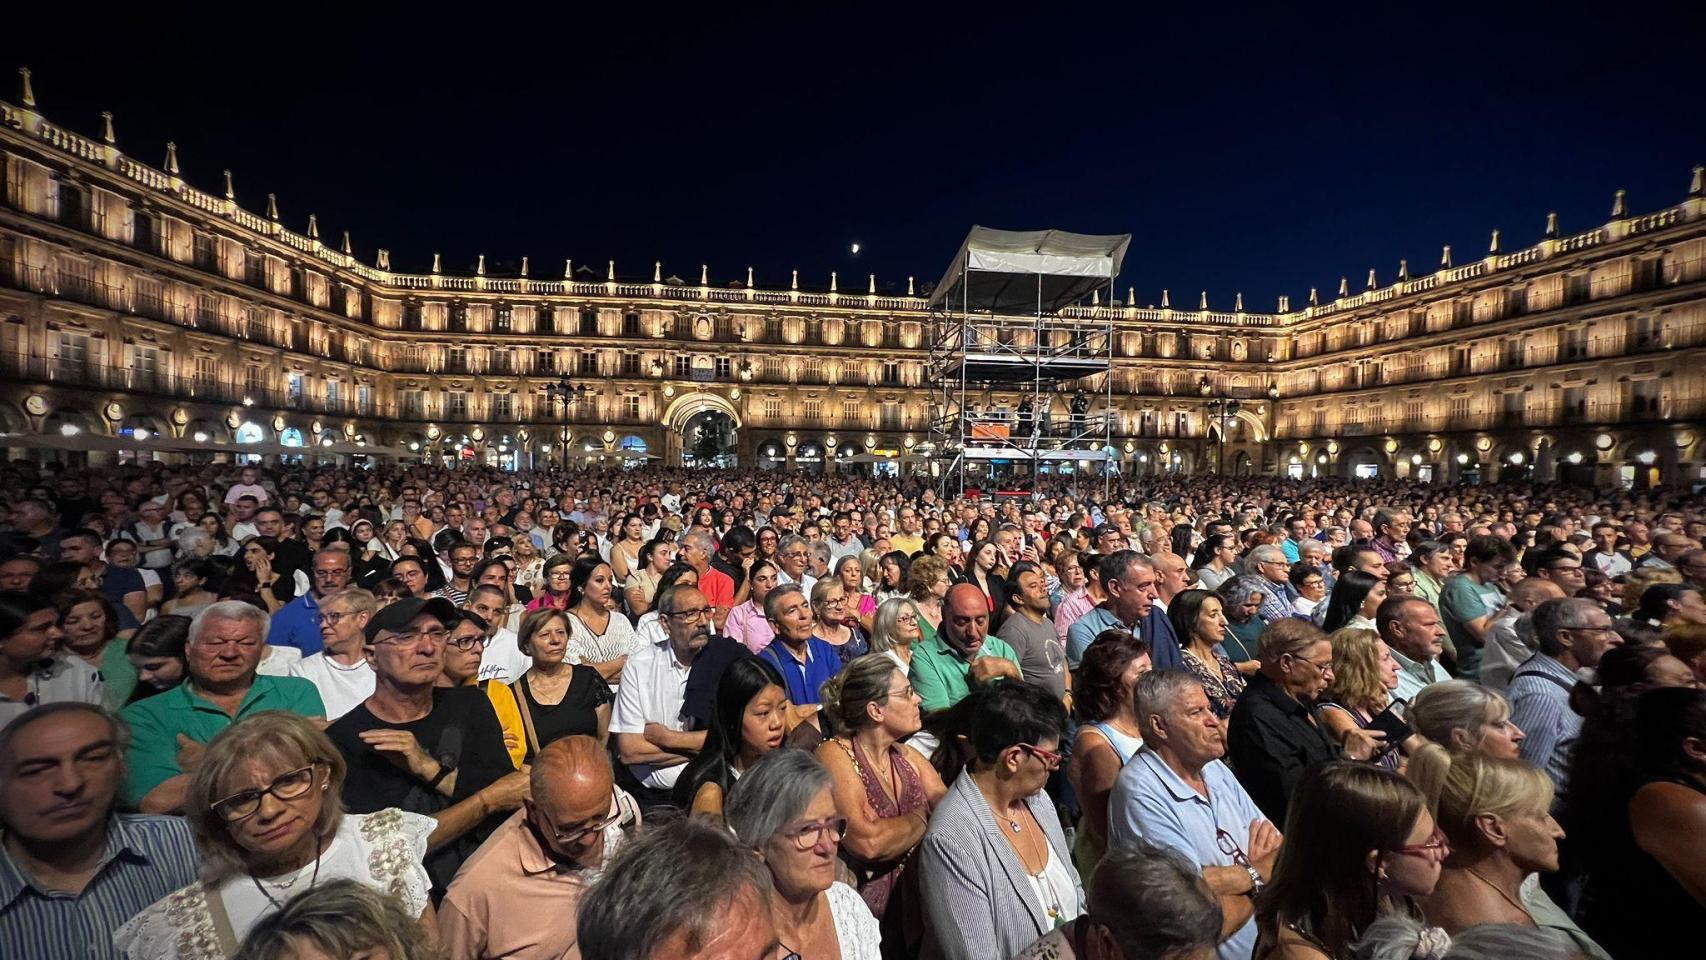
left=1509, top=652, right=1583, bottom=796
left=0, top=814, right=198, bottom=960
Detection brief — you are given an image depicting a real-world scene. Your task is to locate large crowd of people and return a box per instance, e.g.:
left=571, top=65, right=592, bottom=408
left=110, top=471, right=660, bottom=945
left=2, top=456, right=1705, bottom=960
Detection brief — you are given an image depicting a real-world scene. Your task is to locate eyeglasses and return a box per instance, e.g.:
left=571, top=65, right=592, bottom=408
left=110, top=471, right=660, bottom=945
left=320, top=610, right=355, bottom=627
left=1288, top=654, right=1335, bottom=676
left=1392, top=827, right=1451, bottom=861
left=666, top=607, right=713, bottom=622
left=895, top=613, right=919, bottom=624
left=1018, top=742, right=1064, bottom=770
left=447, top=634, right=489, bottom=651
left=536, top=793, right=626, bottom=845
left=212, top=763, right=323, bottom=822
left=1215, top=827, right=1255, bottom=870
left=780, top=816, right=849, bottom=850
left=887, top=684, right=916, bottom=701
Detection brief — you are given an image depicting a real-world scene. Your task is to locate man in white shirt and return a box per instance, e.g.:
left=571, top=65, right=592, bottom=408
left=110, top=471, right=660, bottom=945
left=464, top=585, right=531, bottom=684
left=287, top=587, right=377, bottom=719
left=609, top=585, right=712, bottom=803
left=773, top=534, right=817, bottom=594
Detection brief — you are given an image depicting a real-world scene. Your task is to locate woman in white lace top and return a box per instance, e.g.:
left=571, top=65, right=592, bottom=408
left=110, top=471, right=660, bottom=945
left=114, top=713, right=433, bottom=960
left=727, top=750, right=882, bottom=960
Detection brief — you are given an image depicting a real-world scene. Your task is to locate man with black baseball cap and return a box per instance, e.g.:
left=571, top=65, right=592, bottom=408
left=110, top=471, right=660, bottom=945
left=326, top=596, right=528, bottom=897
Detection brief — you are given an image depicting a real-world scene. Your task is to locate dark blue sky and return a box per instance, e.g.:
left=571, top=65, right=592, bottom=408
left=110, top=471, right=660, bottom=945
left=7, top=4, right=1703, bottom=309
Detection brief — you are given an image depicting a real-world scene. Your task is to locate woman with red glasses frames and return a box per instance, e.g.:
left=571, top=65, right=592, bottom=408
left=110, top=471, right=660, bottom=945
left=1254, top=762, right=1444, bottom=960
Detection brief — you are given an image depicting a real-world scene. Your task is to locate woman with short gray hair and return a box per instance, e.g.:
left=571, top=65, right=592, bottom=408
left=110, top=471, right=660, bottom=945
left=726, top=750, right=880, bottom=960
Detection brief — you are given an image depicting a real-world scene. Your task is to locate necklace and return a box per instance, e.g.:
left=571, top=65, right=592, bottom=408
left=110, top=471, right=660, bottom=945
left=1462, top=865, right=1532, bottom=919
left=250, top=847, right=323, bottom=911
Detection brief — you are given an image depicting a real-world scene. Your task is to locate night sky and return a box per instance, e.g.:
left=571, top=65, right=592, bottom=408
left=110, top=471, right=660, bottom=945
left=6, top=5, right=1703, bottom=310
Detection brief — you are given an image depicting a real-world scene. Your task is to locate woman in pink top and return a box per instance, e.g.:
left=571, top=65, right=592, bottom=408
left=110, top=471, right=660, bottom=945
left=1052, top=550, right=1095, bottom=645
left=727, top=559, right=780, bottom=654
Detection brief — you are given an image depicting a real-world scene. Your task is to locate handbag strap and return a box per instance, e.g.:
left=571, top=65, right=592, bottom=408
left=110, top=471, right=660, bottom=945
left=203, top=884, right=241, bottom=959
left=510, top=677, right=541, bottom=757
left=1512, top=669, right=1575, bottom=693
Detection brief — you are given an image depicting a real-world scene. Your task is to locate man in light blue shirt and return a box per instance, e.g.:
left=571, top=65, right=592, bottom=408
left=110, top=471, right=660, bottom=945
left=1066, top=551, right=1161, bottom=669
left=1108, top=671, right=1280, bottom=960
left=1509, top=598, right=1619, bottom=796
left=1378, top=596, right=1452, bottom=703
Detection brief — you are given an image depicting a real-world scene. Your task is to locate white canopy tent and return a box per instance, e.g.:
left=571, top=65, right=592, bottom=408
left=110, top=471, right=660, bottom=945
left=927, top=226, right=1132, bottom=314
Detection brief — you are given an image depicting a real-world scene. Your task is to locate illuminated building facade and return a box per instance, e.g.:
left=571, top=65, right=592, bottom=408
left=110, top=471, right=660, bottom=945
left=3, top=71, right=1704, bottom=485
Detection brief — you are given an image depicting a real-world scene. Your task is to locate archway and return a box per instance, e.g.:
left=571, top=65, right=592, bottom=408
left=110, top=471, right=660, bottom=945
left=682, top=410, right=737, bottom=468
left=664, top=392, right=741, bottom=467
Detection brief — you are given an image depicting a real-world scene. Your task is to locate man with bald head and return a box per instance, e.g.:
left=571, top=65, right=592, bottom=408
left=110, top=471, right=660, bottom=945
left=911, top=582, right=1022, bottom=712
left=441, top=735, right=640, bottom=960
left=1479, top=578, right=1567, bottom=691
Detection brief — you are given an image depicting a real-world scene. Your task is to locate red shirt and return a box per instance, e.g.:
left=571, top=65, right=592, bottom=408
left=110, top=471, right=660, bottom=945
left=699, top=565, right=736, bottom=610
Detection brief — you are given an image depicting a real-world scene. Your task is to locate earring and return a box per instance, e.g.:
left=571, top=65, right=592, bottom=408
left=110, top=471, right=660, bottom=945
left=1377, top=866, right=1389, bottom=881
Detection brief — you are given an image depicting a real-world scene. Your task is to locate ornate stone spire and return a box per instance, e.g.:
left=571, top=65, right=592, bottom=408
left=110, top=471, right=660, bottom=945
left=165, top=142, right=180, bottom=175
left=1545, top=212, right=1559, bottom=238
left=101, top=111, right=115, bottom=145
left=307, top=214, right=319, bottom=240
left=1198, top=291, right=1208, bottom=310
left=701, top=264, right=709, bottom=286
left=520, top=256, right=529, bottom=277
left=1488, top=229, right=1500, bottom=254
left=1366, top=269, right=1377, bottom=290
left=791, top=269, right=798, bottom=291
left=1127, top=287, right=1135, bottom=306
left=341, top=230, right=352, bottom=255
left=431, top=252, right=442, bottom=274
left=747, top=266, right=755, bottom=287
left=1440, top=245, right=1452, bottom=269
left=606, top=260, right=615, bottom=281
left=564, top=259, right=573, bottom=279
left=868, top=273, right=876, bottom=295
left=476, top=254, right=486, bottom=276
left=908, top=276, right=915, bottom=296
left=378, top=249, right=391, bottom=270
left=1161, top=289, right=1170, bottom=308
left=18, top=68, right=35, bottom=108
left=1398, top=259, right=1410, bottom=281
left=1308, top=287, right=1319, bottom=306
left=1337, top=276, right=1348, bottom=298
left=1279, top=294, right=1291, bottom=312
left=266, top=193, right=279, bottom=221
left=223, top=170, right=235, bottom=200
left=1235, top=292, right=1244, bottom=311
left=831, top=271, right=839, bottom=293
left=1611, top=188, right=1627, bottom=218
left=1692, top=166, right=1704, bottom=197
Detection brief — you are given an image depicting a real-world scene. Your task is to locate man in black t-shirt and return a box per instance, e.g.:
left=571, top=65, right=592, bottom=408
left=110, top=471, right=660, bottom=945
left=326, top=596, right=526, bottom=897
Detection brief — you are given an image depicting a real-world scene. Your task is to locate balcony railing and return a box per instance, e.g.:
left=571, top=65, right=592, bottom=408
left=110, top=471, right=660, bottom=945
left=0, top=349, right=385, bottom=418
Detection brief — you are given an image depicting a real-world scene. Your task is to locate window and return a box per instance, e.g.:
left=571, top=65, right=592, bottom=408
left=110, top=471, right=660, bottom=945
left=537, top=349, right=555, bottom=372
left=623, top=311, right=641, bottom=336
left=842, top=399, right=862, bottom=426
left=765, top=317, right=783, bottom=342
left=493, top=303, right=512, bottom=332
left=133, top=209, right=158, bottom=253
left=624, top=395, right=641, bottom=419
left=715, top=356, right=732, bottom=379
left=492, top=349, right=514, bottom=374
left=448, top=302, right=468, bottom=332
left=57, top=182, right=92, bottom=231
left=401, top=391, right=424, bottom=418
left=674, top=355, right=693, bottom=377
left=580, top=308, right=599, bottom=336
left=287, top=373, right=305, bottom=406
left=357, top=385, right=372, bottom=413
left=580, top=352, right=599, bottom=375
left=195, top=356, right=219, bottom=390
left=57, top=333, right=89, bottom=376
left=765, top=356, right=787, bottom=381
left=244, top=308, right=266, bottom=341
left=402, top=302, right=423, bottom=331
left=621, top=353, right=640, bottom=377
left=325, top=379, right=341, bottom=407
left=802, top=358, right=823, bottom=384
left=881, top=362, right=900, bottom=385
left=245, top=366, right=266, bottom=395
left=1449, top=397, right=1471, bottom=424
left=448, top=392, right=468, bottom=419
left=493, top=393, right=514, bottom=420
left=130, top=345, right=159, bottom=390
left=244, top=250, right=267, bottom=287
left=880, top=403, right=902, bottom=430
left=538, top=304, right=556, bottom=334
left=804, top=398, right=822, bottom=422
left=448, top=348, right=468, bottom=373
left=193, top=232, right=217, bottom=271
left=765, top=398, right=783, bottom=422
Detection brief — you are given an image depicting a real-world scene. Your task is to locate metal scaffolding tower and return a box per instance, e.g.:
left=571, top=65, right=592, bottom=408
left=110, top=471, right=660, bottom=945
left=924, top=227, right=1131, bottom=498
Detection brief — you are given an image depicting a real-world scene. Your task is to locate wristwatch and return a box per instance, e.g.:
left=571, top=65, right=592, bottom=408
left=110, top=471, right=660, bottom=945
left=1244, top=863, right=1265, bottom=896
left=428, top=760, right=456, bottom=789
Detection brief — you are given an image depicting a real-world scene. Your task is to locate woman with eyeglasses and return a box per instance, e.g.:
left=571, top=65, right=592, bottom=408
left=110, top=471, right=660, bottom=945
left=673, top=656, right=790, bottom=817
left=812, top=578, right=870, bottom=666
left=114, top=712, right=435, bottom=960
left=917, top=681, right=1080, bottom=960
left=817, top=654, right=947, bottom=946
left=1253, top=762, right=1445, bottom=960
left=727, top=750, right=882, bottom=960
left=437, top=610, right=528, bottom=768
left=512, top=608, right=613, bottom=761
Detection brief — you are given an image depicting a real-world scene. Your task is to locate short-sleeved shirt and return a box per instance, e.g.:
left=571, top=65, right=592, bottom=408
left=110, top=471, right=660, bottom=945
left=909, top=629, right=1019, bottom=713
left=267, top=591, right=326, bottom=656
left=609, top=636, right=696, bottom=789
left=1440, top=574, right=1503, bottom=677
left=758, top=637, right=842, bottom=706
left=0, top=655, right=103, bottom=726
left=286, top=653, right=376, bottom=720
left=120, top=675, right=325, bottom=805
left=996, top=610, right=1067, bottom=700
left=1065, top=604, right=1136, bottom=669
left=1106, top=748, right=1265, bottom=960
left=699, top=565, right=736, bottom=611
left=0, top=814, right=199, bottom=960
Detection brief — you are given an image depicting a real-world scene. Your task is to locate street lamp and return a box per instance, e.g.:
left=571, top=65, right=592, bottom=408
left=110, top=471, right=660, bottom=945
left=1198, top=375, right=1241, bottom=476
left=542, top=373, right=592, bottom=471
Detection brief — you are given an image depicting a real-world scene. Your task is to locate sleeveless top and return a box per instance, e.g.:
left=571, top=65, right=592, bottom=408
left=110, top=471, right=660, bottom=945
left=1070, top=721, right=1141, bottom=884
left=832, top=737, right=929, bottom=919
left=1579, top=775, right=1706, bottom=959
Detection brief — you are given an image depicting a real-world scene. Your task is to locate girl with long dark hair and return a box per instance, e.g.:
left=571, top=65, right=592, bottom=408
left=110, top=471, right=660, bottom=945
left=1320, top=570, right=1387, bottom=633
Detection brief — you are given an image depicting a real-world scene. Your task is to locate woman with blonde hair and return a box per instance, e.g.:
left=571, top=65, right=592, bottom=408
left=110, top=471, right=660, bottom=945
left=1623, top=565, right=1684, bottom=619
left=1318, top=628, right=1405, bottom=771
left=233, top=878, right=439, bottom=960
left=1406, top=681, right=1525, bottom=759
left=904, top=554, right=951, bottom=641
left=115, top=712, right=435, bottom=960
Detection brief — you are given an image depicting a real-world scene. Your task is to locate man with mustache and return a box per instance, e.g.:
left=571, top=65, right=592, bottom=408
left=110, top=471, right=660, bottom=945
left=0, top=703, right=199, bottom=960
left=326, top=596, right=527, bottom=898
left=610, top=585, right=713, bottom=806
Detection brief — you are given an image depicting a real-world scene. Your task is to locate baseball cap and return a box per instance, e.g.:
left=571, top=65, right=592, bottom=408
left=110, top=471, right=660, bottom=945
left=364, top=596, right=458, bottom=644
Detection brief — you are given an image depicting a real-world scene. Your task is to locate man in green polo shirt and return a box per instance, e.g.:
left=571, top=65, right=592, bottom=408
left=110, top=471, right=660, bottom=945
left=121, top=601, right=325, bottom=812
left=911, top=583, right=1023, bottom=712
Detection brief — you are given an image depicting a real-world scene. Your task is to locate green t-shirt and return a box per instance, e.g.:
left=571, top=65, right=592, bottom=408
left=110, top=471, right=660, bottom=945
left=120, top=675, right=326, bottom=806
left=1440, top=574, right=1503, bottom=678
left=910, top=630, right=1018, bottom=713
left=100, top=637, right=139, bottom=711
